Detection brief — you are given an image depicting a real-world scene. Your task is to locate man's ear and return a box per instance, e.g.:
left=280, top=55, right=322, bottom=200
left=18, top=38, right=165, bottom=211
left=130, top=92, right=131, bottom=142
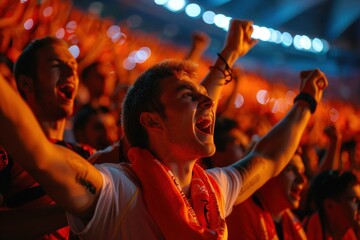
left=140, top=112, right=162, bottom=129
left=17, top=75, right=34, bottom=94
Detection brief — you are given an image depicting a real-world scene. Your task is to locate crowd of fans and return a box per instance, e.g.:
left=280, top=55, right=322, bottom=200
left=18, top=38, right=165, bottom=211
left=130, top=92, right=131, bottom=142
left=1, top=1, right=360, bottom=239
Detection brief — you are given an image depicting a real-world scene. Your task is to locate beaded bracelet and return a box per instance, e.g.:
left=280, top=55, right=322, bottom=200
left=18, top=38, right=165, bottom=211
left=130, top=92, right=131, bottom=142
left=293, top=92, right=317, bottom=114
left=209, top=53, right=233, bottom=85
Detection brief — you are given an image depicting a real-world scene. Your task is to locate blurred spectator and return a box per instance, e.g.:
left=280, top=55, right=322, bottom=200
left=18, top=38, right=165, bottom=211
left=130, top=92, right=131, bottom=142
left=77, top=61, right=117, bottom=110
left=201, top=117, right=250, bottom=169
left=227, top=149, right=307, bottom=240
left=0, top=36, right=95, bottom=239
left=303, top=170, right=360, bottom=240
left=73, top=104, right=118, bottom=150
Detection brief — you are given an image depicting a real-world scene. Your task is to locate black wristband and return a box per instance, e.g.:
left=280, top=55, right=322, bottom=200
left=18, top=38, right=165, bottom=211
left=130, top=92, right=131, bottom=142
left=216, top=53, right=233, bottom=84
left=209, top=65, right=232, bottom=84
left=293, top=92, right=317, bottom=114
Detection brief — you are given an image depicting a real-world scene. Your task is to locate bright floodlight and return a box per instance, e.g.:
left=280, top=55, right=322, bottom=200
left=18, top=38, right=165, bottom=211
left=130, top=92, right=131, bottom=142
left=55, top=28, right=65, bottom=39
left=321, top=39, right=329, bottom=53
left=165, top=0, right=185, bottom=12
left=259, top=27, right=271, bottom=41
left=68, top=45, right=80, bottom=59
left=312, top=38, right=323, bottom=52
left=234, top=93, right=244, bottom=108
left=107, top=25, right=121, bottom=38
left=270, top=29, right=282, bottom=44
left=24, top=19, right=34, bottom=30
left=300, top=35, right=311, bottom=50
left=251, top=25, right=261, bottom=39
left=154, top=0, right=168, bottom=5
left=293, top=35, right=302, bottom=50
left=43, top=6, right=53, bottom=17
left=256, top=90, right=269, bottom=105
left=214, top=14, right=229, bottom=29
left=202, top=11, right=215, bottom=24
left=185, top=3, right=201, bottom=17
left=135, top=50, right=148, bottom=63
left=123, top=58, right=136, bottom=70
left=281, top=32, right=292, bottom=47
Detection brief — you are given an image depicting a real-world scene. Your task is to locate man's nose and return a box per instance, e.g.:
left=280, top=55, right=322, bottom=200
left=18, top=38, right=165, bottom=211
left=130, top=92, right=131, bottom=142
left=199, top=95, right=214, bottom=109
left=296, top=172, right=307, bottom=185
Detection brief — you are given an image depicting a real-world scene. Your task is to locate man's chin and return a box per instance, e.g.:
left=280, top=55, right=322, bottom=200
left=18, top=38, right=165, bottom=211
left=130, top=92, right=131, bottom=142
left=202, top=145, right=216, bottom=157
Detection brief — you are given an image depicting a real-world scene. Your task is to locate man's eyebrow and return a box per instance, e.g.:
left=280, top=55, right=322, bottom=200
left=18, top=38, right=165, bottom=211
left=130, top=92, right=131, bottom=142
left=47, top=58, right=78, bottom=67
left=176, top=83, right=208, bottom=95
left=47, top=58, right=62, bottom=63
left=176, top=84, right=196, bottom=92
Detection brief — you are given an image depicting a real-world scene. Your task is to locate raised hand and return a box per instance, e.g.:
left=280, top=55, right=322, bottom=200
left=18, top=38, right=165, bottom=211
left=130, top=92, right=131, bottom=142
left=223, top=19, right=258, bottom=59
left=324, top=124, right=342, bottom=142
left=191, top=31, right=211, bottom=52
left=299, top=69, right=328, bottom=103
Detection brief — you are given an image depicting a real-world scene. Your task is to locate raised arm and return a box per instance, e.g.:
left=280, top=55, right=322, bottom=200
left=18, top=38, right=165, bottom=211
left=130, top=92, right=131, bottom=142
left=0, top=75, right=103, bottom=222
left=201, top=19, right=257, bottom=110
left=232, top=69, right=328, bottom=204
left=316, top=124, right=342, bottom=173
left=184, top=31, right=211, bottom=62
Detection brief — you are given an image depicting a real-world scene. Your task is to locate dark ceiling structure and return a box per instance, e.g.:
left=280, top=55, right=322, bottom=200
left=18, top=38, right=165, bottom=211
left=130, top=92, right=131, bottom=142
left=74, top=0, right=360, bottom=79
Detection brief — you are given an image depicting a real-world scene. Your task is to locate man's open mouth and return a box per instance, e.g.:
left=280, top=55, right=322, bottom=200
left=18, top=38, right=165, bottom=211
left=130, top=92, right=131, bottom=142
left=195, top=115, right=212, bottom=134
left=290, top=185, right=303, bottom=199
left=57, top=83, right=75, bottom=100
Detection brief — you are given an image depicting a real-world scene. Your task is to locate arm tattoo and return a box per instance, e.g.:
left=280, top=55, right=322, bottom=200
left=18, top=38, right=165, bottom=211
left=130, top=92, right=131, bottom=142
left=67, top=158, right=97, bottom=195
left=78, top=178, right=97, bottom=194
left=235, top=156, right=265, bottom=196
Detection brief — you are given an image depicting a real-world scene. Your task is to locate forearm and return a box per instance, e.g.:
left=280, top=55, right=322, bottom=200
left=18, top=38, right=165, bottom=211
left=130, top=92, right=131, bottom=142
left=201, top=20, right=256, bottom=110
left=185, top=46, right=205, bottom=62
left=201, top=49, right=240, bottom=110
left=253, top=101, right=311, bottom=175
left=0, top=76, right=50, bottom=172
left=317, top=137, right=342, bottom=173
left=0, top=205, right=67, bottom=240
left=231, top=102, right=311, bottom=203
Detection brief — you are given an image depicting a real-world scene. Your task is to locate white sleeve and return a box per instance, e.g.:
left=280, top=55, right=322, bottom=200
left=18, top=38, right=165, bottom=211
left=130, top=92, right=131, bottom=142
left=66, top=164, right=138, bottom=239
left=206, top=166, right=242, bottom=217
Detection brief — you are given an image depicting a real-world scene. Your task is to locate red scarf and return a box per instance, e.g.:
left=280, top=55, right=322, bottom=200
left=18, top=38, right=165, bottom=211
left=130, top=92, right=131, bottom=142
left=128, top=147, right=226, bottom=240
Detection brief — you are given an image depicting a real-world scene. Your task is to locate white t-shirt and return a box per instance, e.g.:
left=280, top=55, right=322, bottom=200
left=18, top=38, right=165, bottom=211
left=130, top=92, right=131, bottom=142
left=67, top=163, right=242, bottom=240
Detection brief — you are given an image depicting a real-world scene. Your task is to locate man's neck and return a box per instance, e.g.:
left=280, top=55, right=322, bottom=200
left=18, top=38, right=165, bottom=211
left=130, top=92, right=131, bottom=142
left=149, top=142, right=198, bottom=196
left=159, top=157, right=196, bottom=198
left=39, top=119, right=66, bottom=141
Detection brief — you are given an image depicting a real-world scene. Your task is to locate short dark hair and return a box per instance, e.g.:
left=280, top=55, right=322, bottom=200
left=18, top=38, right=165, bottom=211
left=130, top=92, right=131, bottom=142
left=13, top=36, right=68, bottom=99
left=311, top=170, right=358, bottom=214
left=122, top=59, right=197, bottom=148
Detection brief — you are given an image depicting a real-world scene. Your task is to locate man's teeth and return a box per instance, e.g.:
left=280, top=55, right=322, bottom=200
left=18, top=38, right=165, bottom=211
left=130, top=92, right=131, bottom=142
left=196, top=117, right=212, bottom=133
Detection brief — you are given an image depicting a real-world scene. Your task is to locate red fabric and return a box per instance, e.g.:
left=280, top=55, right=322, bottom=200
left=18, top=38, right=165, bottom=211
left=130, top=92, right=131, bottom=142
left=227, top=197, right=307, bottom=240
left=128, top=147, right=226, bottom=240
left=303, top=213, right=357, bottom=240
